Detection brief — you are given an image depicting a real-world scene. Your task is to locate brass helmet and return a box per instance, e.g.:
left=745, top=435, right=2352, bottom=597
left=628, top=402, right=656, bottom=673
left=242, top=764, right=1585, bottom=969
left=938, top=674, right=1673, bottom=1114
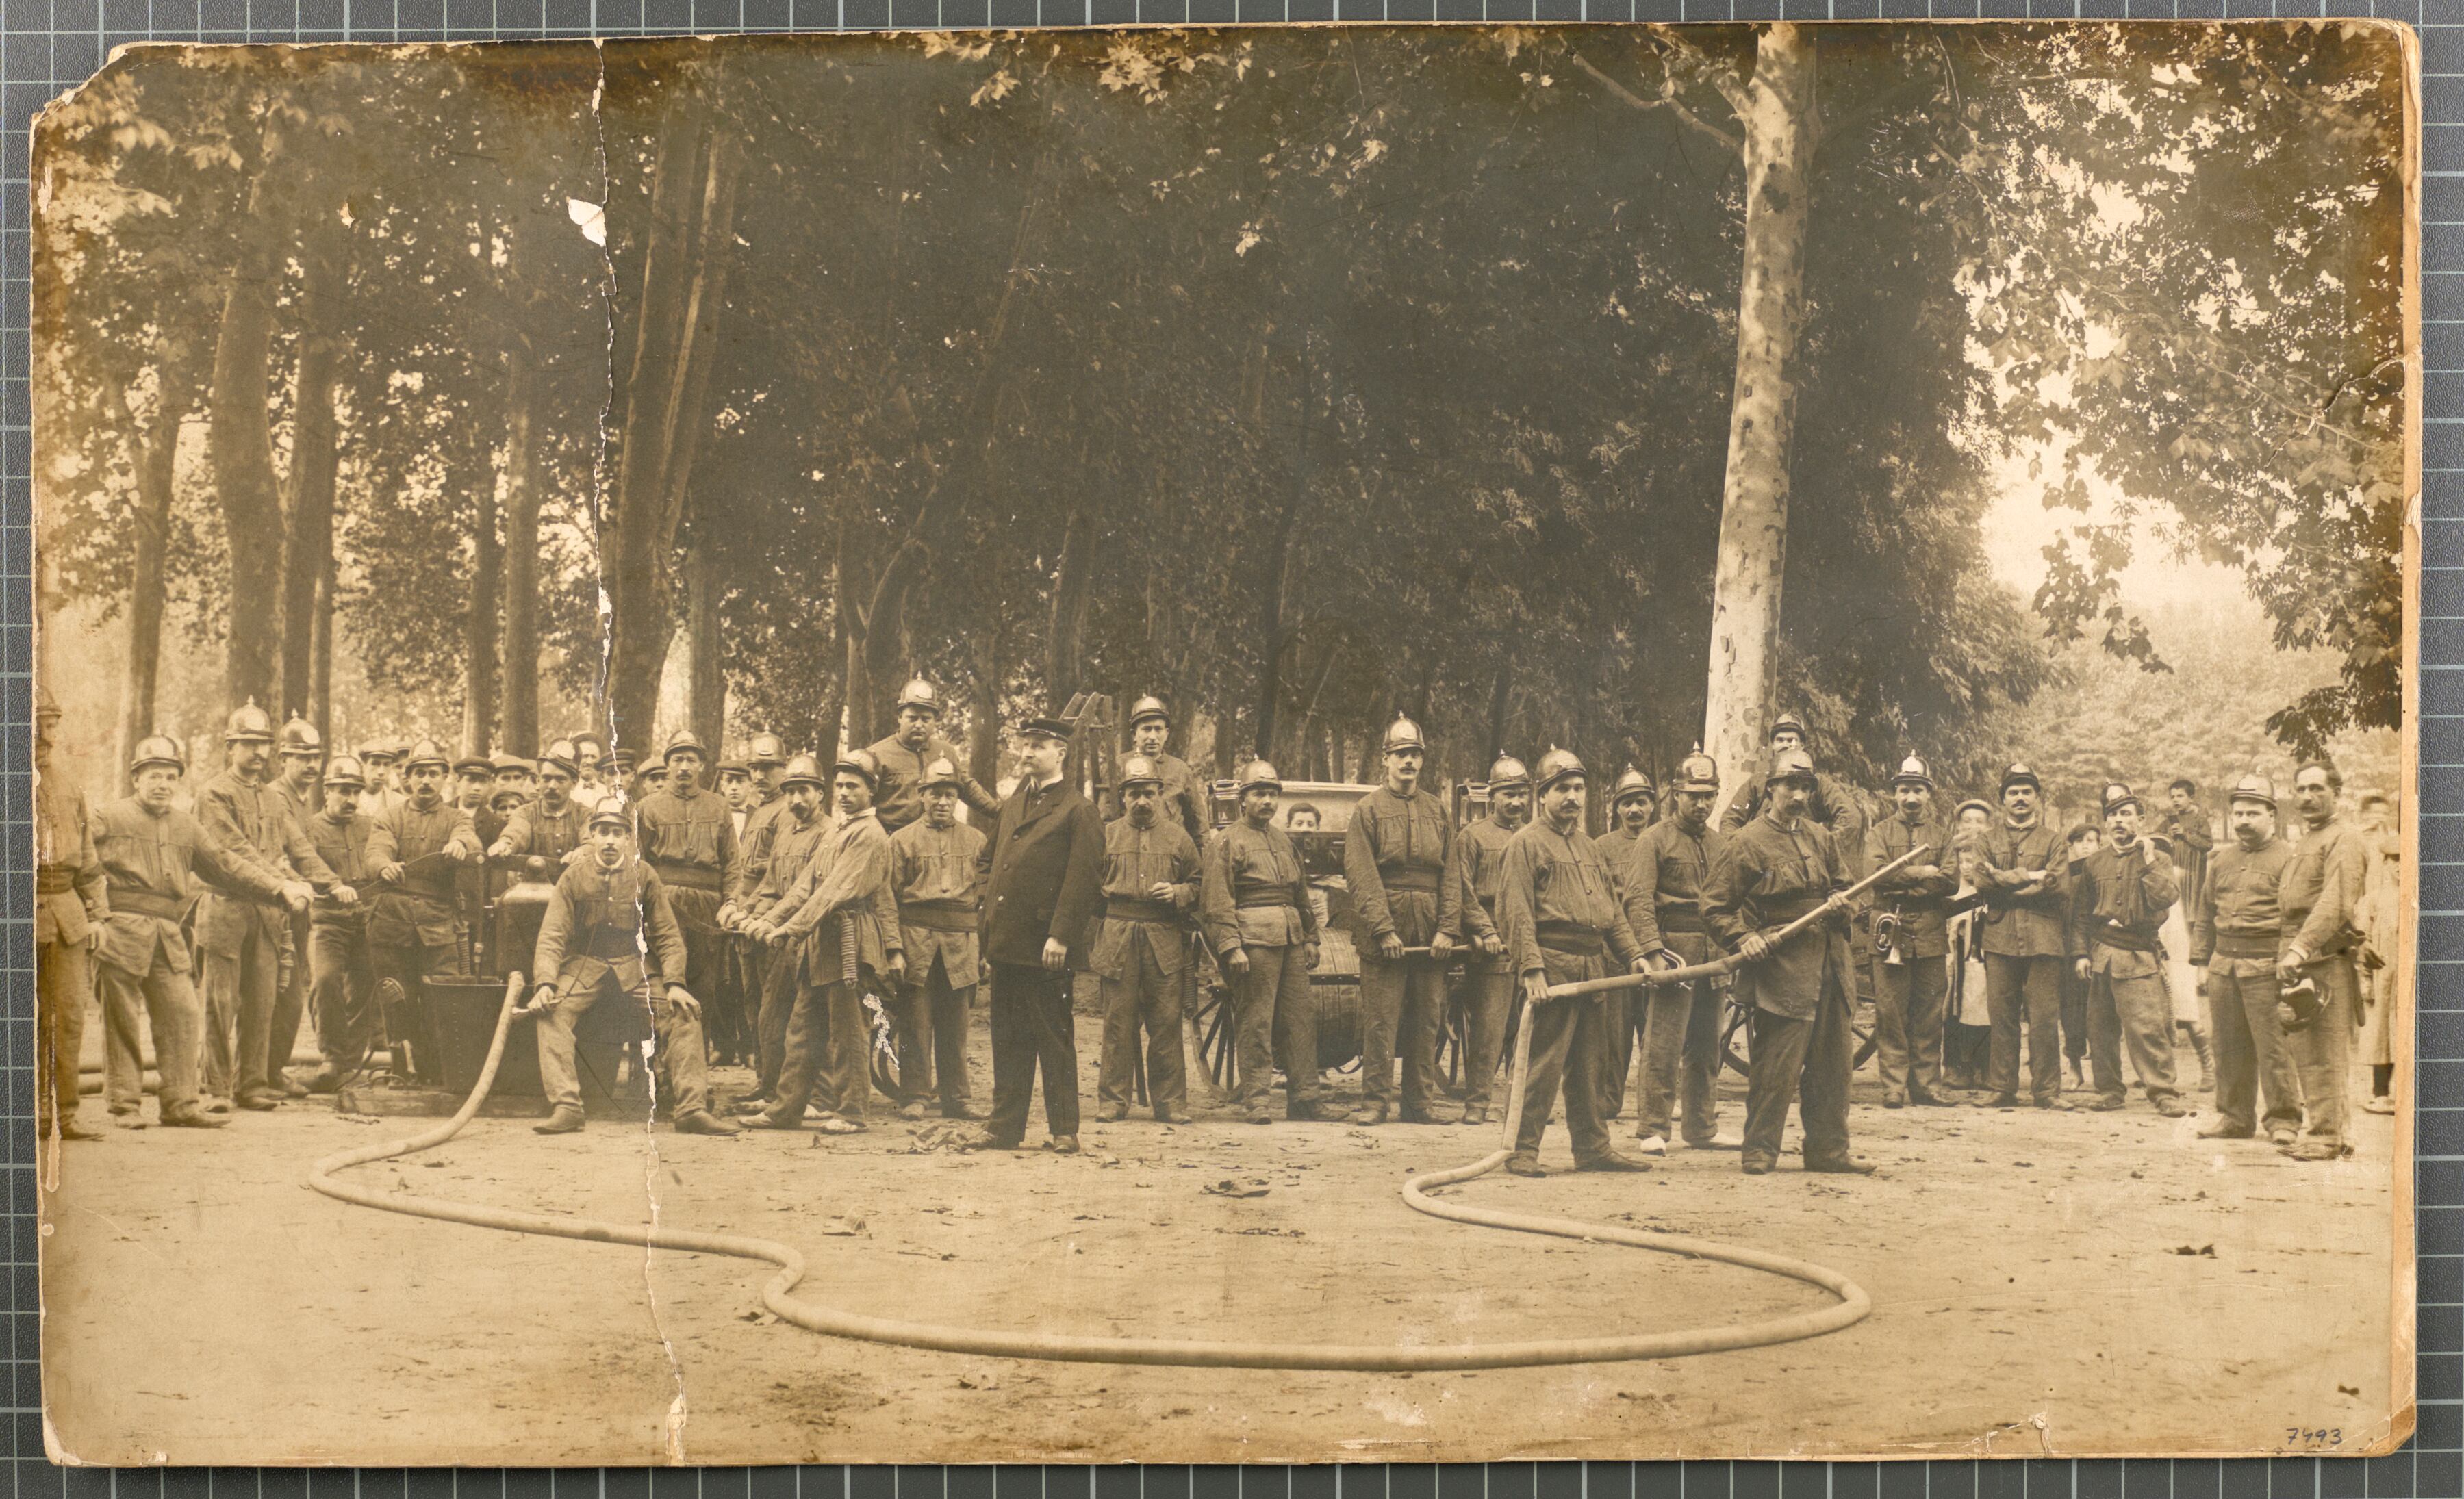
left=1486, top=754, right=1532, bottom=791
left=277, top=716, right=322, bottom=757
left=1534, top=747, right=1586, bottom=793
left=1612, top=767, right=1655, bottom=808
left=587, top=794, right=633, bottom=830
left=542, top=739, right=581, bottom=777
left=1128, top=695, right=1171, bottom=729
left=663, top=729, right=709, bottom=763
left=835, top=747, right=882, bottom=789
left=2227, top=773, right=2277, bottom=811
left=1769, top=713, right=1809, bottom=744
left=1674, top=748, right=1720, bottom=794
left=322, top=754, right=367, bottom=789
left=1766, top=747, right=1818, bottom=786
left=1119, top=754, right=1163, bottom=789
left=747, top=732, right=789, bottom=767
left=129, top=733, right=186, bottom=774
left=1236, top=758, right=1283, bottom=794
left=919, top=755, right=965, bottom=791
left=404, top=737, right=451, bottom=771
left=780, top=753, right=828, bottom=790
left=896, top=678, right=943, bottom=715
left=1890, top=755, right=1935, bottom=790
left=223, top=700, right=275, bottom=744
left=1382, top=716, right=1426, bottom=754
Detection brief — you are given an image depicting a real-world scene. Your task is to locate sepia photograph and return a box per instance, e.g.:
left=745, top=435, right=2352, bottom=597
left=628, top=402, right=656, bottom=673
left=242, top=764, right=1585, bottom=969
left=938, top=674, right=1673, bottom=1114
left=27, top=19, right=2419, bottom=1465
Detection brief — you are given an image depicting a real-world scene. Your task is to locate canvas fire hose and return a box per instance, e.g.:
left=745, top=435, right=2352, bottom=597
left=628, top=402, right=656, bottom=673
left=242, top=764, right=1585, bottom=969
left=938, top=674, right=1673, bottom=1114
left=305, top=845, right=1933, bottom=1370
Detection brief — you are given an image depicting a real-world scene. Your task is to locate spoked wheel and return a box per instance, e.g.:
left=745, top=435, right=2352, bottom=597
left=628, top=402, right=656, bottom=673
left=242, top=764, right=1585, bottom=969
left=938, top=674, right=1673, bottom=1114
left=1720, top=994, right=1885, bottom=1075
left=1436, top=990, right=1471, bottom=1095
left=1193, top=982, right=1239, bottom=1090
left=862, top=990, right=913, bottom=1100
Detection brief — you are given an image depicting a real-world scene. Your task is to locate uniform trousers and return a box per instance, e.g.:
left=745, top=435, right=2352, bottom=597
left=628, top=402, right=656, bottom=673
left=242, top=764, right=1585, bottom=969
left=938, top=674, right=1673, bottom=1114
left=1636, top=932, right=1725, bottom=1144
left=1458, top=956, right=1516, bottom=1113
left=535, top=969, right=711, bottom=1116
left=1097, top=924, right=1186, bottom=1117
left=2085, top=945, right=2181, bottom=1105
left=1358, top=951, right=1445, bottom=1114
left=1985, top=953, right=2066, bottom=1102
left=1744, top=982, right=1854, bottom=1166
left=771, top=973, right=872, bottom=1123
left=1511, top=947, right=1617, bottom=1163
left=307, top=919, right=378, bottom=1077
left=36, top=936, right=89, bottom=1129
left=2281, top=953, right=2357, bottom=1148
left=1226, top=943, right=1310, bottom=1116
left=900, top=955, right=978, bottom=1115
left=2205, top=957, right=2302, bottom=1136
left=1597, top=991, right=1635, bottom=1118
left=97, top=953, right=205, bottom=1117
left=201, top=912, right=285, bottom=1100
left=1874, top=951, right=1949, bottom=1100
left=987, top=962, right=1080, bottom=1143
left=368, top=939, right=460, bottom=1084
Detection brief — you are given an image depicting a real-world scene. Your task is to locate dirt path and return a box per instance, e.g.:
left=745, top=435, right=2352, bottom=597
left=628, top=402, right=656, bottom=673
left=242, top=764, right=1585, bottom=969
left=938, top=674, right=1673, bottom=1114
left=40, top=1012, right=2398, bottom=1465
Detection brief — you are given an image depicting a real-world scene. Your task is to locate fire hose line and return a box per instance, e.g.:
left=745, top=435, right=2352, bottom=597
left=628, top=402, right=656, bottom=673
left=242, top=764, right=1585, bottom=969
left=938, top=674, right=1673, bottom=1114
left=306, top=845, right=1926, bottom=1371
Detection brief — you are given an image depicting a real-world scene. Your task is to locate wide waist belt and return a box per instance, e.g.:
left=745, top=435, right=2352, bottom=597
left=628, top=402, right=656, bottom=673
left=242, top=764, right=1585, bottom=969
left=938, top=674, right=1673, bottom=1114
left=901, top=899, right=978, bottom=934
left=1379, top=871, right=1443, bottom=895
left=2279, top=911, right=2359, bottom=955
left=653, top=863, right=725, bottom=893
left=1235, top=891, right=1298, bottom=910
left=1653, top=908, right=1705, bottom=934
left=1536, top=921, right=1605, bottom=957
left=35, top=869, right=76, bottom=894
left=112, top=888, right=189, bottom=921
left=582, top=929, right=646, bottom=960
left=2213, top=930, right=2278, bottom=959
left=1105, top=897, right=1182, bottom=923
left=2089, top=920, right=2161, bottom=953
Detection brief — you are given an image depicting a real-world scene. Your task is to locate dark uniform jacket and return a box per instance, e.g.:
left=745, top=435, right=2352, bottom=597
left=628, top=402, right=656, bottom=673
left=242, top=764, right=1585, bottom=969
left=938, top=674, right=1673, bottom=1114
left=1623, top=818, right=1726, bottom=955
left=1704, top=811, right=1852, bottom=1020
left=2281, top=817, right=2370, bottom=960
left=93, top=799, right=285, bottom=977
left=1497, top=819, right=1644, bottom=979
left=2158, top=804, right=2215, bottom=911
left=36, top=769, right=108, bottom=949
left=1720, top=771, right=1866, bottom=847
left=1093, top=815, right=1199, bottom=982
left=979, top=776, right=1105, bottom=970
left=196, top=769, right=338, bottom=957
left=2066, top=840, right=2181, bottom=957
left=303, top=810, right=377, bottom=930
left=774, top=810, right=902, bottom=981
left=1200, top=821, right=1317, bottom=956
left=366, top=798, right=479, bottom=949
left=2189, top=836, right=2291, bottom=964
left=866, top=732, right=1001, bottom=834
left=534, top=858, right=686, bottom=997
left=636, top=786, right=737, bottom=922
left=1866, top=814, right=1957, bottom=960
left=498, top=797, right=588, bottom=868
left=746, top=812, right=830, bottom=922
left=1977, top=820, right=2069, bottom=960
left=889, top=817, right=987, bottom=990
left=1447, top=814, right=1523, bottom=950
left=729, top=793, right=792, bottom=904
left=1343, top=785, right=1459, bottom=949
left=1106, top=752, right=1208, bottom=846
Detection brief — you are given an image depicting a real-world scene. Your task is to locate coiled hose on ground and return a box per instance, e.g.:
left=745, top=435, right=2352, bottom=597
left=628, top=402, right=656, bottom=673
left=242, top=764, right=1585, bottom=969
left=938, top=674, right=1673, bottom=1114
left=306, top=949, right=1878, bottom=1371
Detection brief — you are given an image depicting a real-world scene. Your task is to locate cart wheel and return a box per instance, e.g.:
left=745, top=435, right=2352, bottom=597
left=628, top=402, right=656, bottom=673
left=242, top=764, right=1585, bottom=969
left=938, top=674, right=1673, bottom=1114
left=1193, top=982, right=1239, bottom=1090
left=1853, top=1018, right=1880, bottom=1071
left=863, top=992, right=911, bottom=1099
left=1721, top=995, right=1753, bottom=1079
left=1437, top=991, right=1471, bottom=1095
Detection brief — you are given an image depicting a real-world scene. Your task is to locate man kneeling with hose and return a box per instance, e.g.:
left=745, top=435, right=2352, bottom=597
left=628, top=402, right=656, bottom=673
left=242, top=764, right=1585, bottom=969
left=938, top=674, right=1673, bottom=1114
left=523, top=795, right=739, bottom=1138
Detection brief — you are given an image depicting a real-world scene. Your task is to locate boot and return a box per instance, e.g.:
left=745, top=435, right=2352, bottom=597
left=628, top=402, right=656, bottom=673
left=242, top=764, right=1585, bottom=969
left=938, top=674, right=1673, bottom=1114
left=2181, top=1023, right=2216, bottom=1091
left=533, top=1107, right=585, bottom=1135
left=159, top=1105, right=227, bottom=1129
left=672, top=1108, right=740, bottom=1136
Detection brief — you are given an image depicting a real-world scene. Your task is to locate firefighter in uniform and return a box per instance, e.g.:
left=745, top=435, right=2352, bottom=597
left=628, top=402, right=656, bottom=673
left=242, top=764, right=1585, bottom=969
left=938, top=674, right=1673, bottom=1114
left=2189, top=774, right=2302, bottom=1147
left=719, top=731, right=793, bottom=1077
left=1706, top=747, right=1872, bottom=1177
left=2070, top=783, right=2187, bottom=1116
left=489, top=739, right=590, bottom=867
left=366, top=738, right=481, bottom=1083
left=1621, top=749, right=1731, bottom=1153
left=524, top=796, right=739, bottom=1136
left=887, top=757, right=991, bottom=1120
left=1594, top=766, right=1657, bottom=1118
left=270, top=716, right=326, bottom=1098
left=637, top=730, right=744, bottom=1064
left=97, top=736, right=302, bottom=1128
left=1444, top=754, right=1529, bottom=1127
left=2275, top=762, right=2369, bottom=1161
left=1495, top=749, right=1654, bottom=1177
left=1977, top=763, right=2073, bottom=1110
left=1199, top=760, right=1321, bottom=1120
left=1110, top=695, right=1207, bottom=843
left=198, top=701, right=346, bottom=1111
left=1345, top=716, right=1460, bottom=1125
left=754, top=750, right=904, bottom=1133
left=300, top=755, right=381, bottom=1091
left=34, top=684, right=109, bottom=1140
left=1093, top=755, right=1201, bottom=1124
left=1866, top=755, right=1957, bottom=1109
left=867, top=678, right=1001, bottom=834
left=733, top=754, right=836, bottom=1114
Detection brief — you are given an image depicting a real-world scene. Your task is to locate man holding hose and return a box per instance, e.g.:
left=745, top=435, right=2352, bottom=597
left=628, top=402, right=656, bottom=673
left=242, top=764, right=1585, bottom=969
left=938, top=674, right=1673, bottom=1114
left=1494, top=749, right=1656, bottom=1178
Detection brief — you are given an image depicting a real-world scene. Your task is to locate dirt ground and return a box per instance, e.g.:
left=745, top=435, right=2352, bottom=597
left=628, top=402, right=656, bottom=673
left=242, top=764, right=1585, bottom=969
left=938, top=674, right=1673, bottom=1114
left=40, top=1004, right=2401, bottom=1467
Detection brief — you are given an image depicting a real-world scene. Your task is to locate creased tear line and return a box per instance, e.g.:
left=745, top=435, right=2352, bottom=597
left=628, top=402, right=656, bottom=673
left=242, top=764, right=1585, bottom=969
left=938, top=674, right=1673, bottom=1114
left=579, top=38, right=690, bottom=1467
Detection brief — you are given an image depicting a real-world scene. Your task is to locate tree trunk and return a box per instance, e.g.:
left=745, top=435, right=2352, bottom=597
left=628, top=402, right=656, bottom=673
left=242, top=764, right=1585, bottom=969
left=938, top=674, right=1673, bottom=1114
left=969, top=654, right=1002, bottom=793
left=279, top=209, right=347, bottom=721
left=499, top=342, right=543, bottom=756
left=1485, top=659, right=1514, bottom=769
left=1700, top=24, right=1815, bottom=823
left=817, top=511, right=850, bottom=756
left=207, top=168, right=285, bottom=711
left=1045, top=496, right=1095, bottom=706
left=605, top=105, right=740, bottom=754
left=685, top=538, right=725, bottom=753
left=463, top=457, right=501, bottom=756
left=309, top=549, right=334, bottom=750
left=116, top=352, right=192, bottom=769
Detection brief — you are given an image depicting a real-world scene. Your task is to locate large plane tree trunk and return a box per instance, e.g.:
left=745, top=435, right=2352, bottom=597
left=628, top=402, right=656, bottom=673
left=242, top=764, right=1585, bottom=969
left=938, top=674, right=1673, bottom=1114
left=499, top=341, right=543, bottom=755
left=208, top=162, right=285, bottom=711
left=116, top=348, right=193, bottom=769
left=279, top=207, right=348, bottom=723
left=1700, top=24, right=1815, bottom=821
